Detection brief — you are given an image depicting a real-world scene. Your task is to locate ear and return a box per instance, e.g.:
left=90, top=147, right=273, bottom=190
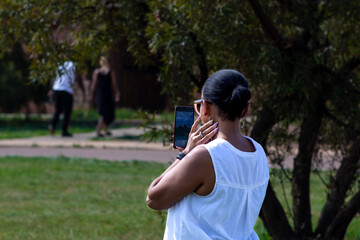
left=203, top=101, right=211, bottom=116
left=240, top=102, right=249, bottom=118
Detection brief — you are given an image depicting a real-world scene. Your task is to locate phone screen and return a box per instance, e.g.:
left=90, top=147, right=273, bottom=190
left=173, top=106, right=194, bottom=149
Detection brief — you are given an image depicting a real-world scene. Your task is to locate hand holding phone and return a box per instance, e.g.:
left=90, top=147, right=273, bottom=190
left=173, top=106, right=194, bottom=149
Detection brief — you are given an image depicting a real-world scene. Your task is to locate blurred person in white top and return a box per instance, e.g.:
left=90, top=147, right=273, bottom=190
left=147, top=69, right=269, bottom=240
left=48, top=60, right=85, bottom=137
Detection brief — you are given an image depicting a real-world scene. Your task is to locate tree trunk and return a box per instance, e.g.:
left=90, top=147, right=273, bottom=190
left=292, top=100, right=324, bottom=238
left=251, top=107, right=297, bottom=239
left=324, top=190, right=360, bottom=240
left=316, top=139, right=360, bottom=237
left=260, top=182, right=297, bottom=240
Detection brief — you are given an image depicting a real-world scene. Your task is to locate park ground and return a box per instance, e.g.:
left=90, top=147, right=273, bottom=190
left=0, top=115, right=358, bottom=239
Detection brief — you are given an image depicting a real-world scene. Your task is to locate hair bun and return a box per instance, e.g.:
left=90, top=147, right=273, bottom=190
left=231, top=85, right=251, bottom=106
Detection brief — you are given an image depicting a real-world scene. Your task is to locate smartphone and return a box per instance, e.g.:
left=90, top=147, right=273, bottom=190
left=173, top=106, right=194, bottom=149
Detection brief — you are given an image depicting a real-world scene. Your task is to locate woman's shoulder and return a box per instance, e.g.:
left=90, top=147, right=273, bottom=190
left=185, top=145, right=212, bottom=165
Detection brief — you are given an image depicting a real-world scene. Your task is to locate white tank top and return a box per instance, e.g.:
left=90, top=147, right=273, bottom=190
left=164, top=137, right=269, bottom=240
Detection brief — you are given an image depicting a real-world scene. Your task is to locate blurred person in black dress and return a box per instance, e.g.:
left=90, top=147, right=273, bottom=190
left=89, top=56, right=120, bottom=137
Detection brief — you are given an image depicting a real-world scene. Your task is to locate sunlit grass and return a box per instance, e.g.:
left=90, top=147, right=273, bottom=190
left=0, top=119, right=96, bottom=139
left=0, top=156, right=167, bottom=240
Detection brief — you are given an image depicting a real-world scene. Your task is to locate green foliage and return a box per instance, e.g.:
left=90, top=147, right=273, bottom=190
left=0, top=42, right=47, bottom=112
left=145, top=0, right=261, bottom=104
left=0, top=0, right=152, bottom=82
left=137, top=110, right=173, bottom=145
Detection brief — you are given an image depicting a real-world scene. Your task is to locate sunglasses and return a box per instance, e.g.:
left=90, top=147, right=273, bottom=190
left=193, top=99, right=211, bottom=115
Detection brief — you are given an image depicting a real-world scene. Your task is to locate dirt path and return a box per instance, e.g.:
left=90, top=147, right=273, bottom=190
left=0, top=127, right=339, bottom=169
left=0, top=146, right=176, bottom=163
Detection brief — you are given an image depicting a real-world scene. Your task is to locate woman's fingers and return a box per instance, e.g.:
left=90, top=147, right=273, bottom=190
left=182, top=118, right=218, bottom=154
left=199, top=126, right=218, bottom=144
left=202, top=121, right=218, bottom=136
left=190, top=116, right=201, bottom=133
left=196, top=119, right=215, bottom=136
left=181, top=116, right=203, bottom=154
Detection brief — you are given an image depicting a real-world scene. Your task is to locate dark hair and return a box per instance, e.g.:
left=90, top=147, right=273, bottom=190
left=202, top=69, right=251, bottom=121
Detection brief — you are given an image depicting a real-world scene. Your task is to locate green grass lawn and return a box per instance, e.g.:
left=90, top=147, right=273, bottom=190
left=0, top=108, right=134, bottom=140
left=0, top=108, right=173, bottom=140
left=0, top=156, right=358, bottom=239
left=0, top=119, right=98, bottom=139
left=0, top=156, right=168, bottom=240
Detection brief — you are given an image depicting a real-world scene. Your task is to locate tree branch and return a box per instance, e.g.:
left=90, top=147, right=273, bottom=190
left=324, top=190, right=360, bottom=240
left=188, top=31, right=209, bottom=86
left=313, top=55, right=360, bottom=82
left=324, top=109, right=360, bottom=135
left=279, top=171, right=293, bottom=219
left=250, top=106, right=277, bottom=153
left=312, top=61, right=360, bottom=134
left=339, top=55, right=360, bottom=76
left=187, top=71, right=202, bottom=90
left=248, top=0, right=284, bottom=49
left=315, top=139, right=360, bottom=236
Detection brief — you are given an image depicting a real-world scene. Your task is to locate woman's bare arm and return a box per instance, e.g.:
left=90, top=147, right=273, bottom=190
left=146, top=146, right=214, bottom=210
left=111, top=71, right=120, bottom=102
left=89, top=70, right=99, bottom=104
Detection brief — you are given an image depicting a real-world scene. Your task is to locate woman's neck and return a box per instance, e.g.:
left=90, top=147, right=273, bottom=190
left=215, top=119, right=243, bottom=141
left=213, top=118, right=255, bottom=152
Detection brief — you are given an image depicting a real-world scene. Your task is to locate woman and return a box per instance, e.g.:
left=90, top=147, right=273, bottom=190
left=90, top=56, right=120, bottom=137
left=146, top=69, right=269, bottom=239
